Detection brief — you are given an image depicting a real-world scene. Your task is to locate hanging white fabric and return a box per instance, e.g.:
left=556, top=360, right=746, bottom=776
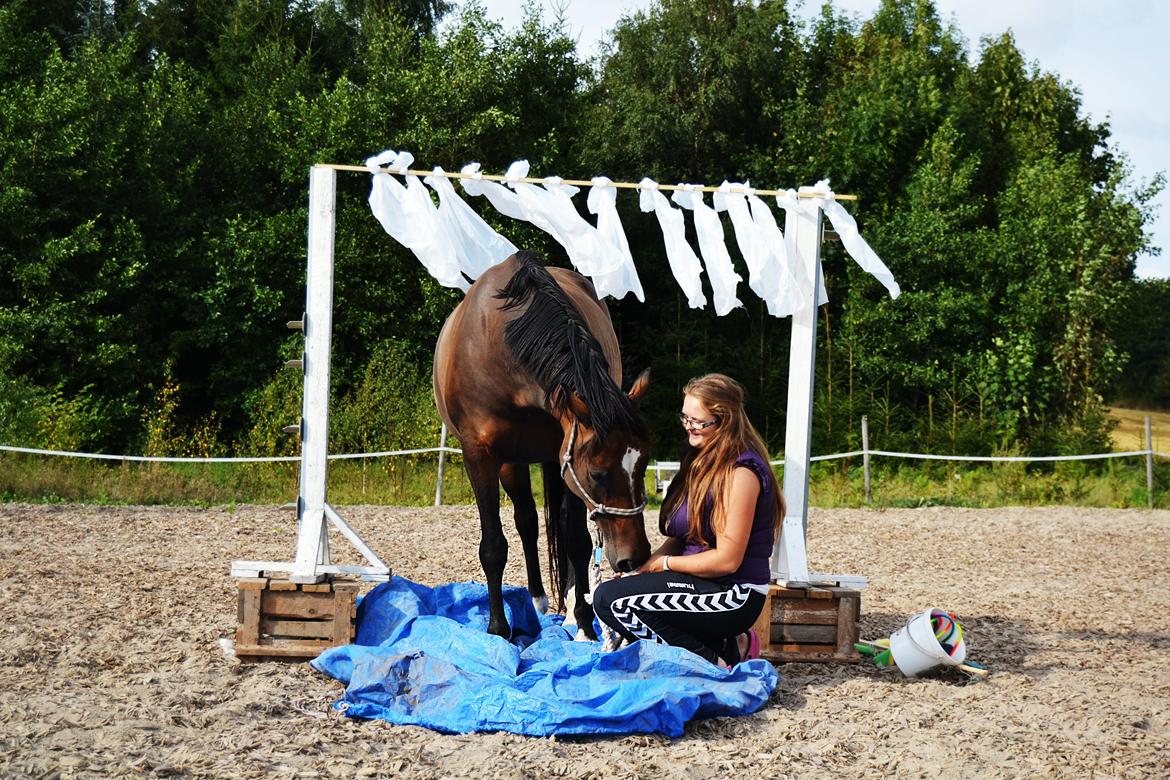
left=587, top=177, right=644, bottom=302
left=460, top=162, right=530, bottom=222
left=536, top=175, right=623, bottom=279
left=714, top=182, right=801, bottom=318
left=461, top=161, right=624, bottom=294
left=637, top=179, right=706, bottom=309
left=424, top=166, right=517, bottom=280
left=367, top=151, right=899, bottom=313
left=366, top=151, right=467, bottom=291
left=745, top=192, right=804, bottom=316
left=671, top=186, right=742, bottom=316
left=812, top=179, right=901, bottom=299
left=776, top=189, right=829, bottom=307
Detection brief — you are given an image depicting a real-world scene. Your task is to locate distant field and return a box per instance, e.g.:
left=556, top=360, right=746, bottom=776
left=1108, top=406, right=1170, bottom=452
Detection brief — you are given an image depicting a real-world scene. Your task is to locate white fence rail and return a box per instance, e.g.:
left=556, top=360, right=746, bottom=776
left=3, top=413, right=1166, bottom=507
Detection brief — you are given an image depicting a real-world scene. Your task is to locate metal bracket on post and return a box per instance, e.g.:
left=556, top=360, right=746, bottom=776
left=231, top=165, right=390, bottom=583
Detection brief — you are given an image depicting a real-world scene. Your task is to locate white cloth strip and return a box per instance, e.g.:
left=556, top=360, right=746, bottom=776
left=587, top=176, right=645, bottom=301
left=638, top=179, right=706, bottom=309
left=746, top=193, right=804, bottom=316
left=537, top=175, right=624, bottom=278
left=459, top=161, right=530, bottom=221
left=776, top=189, right=828, bottom=307
left=366, top=151, right=467, bottom=291
left=671, top=186, right=742, bottom=316
left=813, top=179, right=900, bottom=299
left=715, top=183, right=801, bottom=317
left=423, top=166, right=517, bottom=280
left=461, top=160, right=622, bottom=289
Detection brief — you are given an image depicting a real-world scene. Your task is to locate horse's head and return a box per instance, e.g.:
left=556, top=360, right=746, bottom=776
left=559, top=369, right=653, bottom=573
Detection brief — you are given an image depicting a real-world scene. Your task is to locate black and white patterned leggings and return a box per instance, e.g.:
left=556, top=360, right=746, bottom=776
left=591, top=571, right=766, bottom=666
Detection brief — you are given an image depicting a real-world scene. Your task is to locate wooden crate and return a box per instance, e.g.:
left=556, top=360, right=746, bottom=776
left=751, top=584, right=861, bottom=663
left=235, top=576, right=360, bottom=660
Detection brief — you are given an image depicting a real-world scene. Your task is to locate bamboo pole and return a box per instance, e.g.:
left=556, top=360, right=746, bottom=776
left=317, top=163, right=859, bottom=200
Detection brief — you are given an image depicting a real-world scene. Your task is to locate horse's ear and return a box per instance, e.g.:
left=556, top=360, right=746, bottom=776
left=627, top=368, right=651, bottom=403
left=567, top=391, right=591, bottom=421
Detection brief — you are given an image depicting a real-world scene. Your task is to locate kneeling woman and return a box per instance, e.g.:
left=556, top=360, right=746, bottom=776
left=593, top=373, right=783, bottom=667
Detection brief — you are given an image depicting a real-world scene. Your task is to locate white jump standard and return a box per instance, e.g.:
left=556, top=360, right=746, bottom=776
left=231, top=165, right=390, bottom=584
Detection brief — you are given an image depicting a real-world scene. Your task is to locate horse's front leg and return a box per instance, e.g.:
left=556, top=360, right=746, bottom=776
left=561, top=491, right=598, bottom=641
left=464, top=450, right=510, bottom=638
left=499, top=463, right=546, bottom=615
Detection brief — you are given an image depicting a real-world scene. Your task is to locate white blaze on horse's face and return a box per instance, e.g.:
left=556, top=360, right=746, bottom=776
left=621, top=447, right=641, bottom=501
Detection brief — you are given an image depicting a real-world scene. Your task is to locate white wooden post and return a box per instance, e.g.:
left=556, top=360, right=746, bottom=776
left=772, top=191, right=823, bottom=584
left=232, top=165, right=389, bottom=582
left=862, top=414, right=871, bottom=503
left=290, top=165, right=338, bottom=582
left=770, top=190, right=866, bottom=590
left=434, top=423, right=448, bottom=507
left=1146, top=415, right=1154, bottom=510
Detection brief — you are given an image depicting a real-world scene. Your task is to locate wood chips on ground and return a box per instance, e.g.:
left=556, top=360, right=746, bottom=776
left=1, top=503, right=1168, bottom=778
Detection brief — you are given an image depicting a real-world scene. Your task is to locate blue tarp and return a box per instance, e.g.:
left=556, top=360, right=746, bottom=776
left=310, top=577, right=779, bottom=737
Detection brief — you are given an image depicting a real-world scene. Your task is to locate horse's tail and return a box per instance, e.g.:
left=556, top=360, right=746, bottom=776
left=540, top=461, right=568, bottom=613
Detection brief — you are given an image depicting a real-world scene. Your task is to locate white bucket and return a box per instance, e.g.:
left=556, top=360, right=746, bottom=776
left=888, top=608, right=967, bottom=677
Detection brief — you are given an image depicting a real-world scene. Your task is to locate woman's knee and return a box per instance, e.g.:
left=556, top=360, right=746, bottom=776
left=591, top=577, right=630, bottom=620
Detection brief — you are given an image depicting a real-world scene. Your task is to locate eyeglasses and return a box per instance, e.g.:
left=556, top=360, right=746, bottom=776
left=679, top=412, right=719, bottom=430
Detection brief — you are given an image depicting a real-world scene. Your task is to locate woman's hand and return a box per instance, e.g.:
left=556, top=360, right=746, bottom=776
left=633, top=554, right=665, bottom=576
left=630, top=538, right=684, bottom=576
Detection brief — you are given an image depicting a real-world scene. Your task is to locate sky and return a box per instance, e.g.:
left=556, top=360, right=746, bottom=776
left=462, top=0, right=1170, bottom=279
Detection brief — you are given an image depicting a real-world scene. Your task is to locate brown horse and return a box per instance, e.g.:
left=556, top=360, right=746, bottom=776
left=433, top=250, right=653, bottom=638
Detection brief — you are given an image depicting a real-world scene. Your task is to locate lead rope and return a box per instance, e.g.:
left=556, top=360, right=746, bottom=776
left=587, top=530, right=623, bottom=652
left=560, top=420, right=643, bottom=653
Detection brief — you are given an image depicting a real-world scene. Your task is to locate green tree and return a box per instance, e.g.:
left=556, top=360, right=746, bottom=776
left=1112, top=278, right=1170, bottom=408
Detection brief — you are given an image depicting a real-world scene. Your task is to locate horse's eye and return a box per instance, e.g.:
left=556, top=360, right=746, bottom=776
left=589, top=470, right=607, bottom=484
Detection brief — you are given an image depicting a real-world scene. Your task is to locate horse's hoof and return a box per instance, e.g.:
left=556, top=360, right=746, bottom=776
left=532, top=594, right=549, bottom=615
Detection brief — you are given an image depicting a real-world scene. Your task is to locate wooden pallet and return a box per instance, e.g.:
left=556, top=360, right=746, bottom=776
left=234, top=576, right=360, bottom=660
left=751, top=584, right=861, bottom=663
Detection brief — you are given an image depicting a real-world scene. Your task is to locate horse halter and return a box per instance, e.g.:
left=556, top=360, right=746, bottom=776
left=559, top=419, right=647, bottom=522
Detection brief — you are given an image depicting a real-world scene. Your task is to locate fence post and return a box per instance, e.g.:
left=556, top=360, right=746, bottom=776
left=1146, top=415, right=1154, bottom=510
left=434, top=423, right=448, bottom=507
left=862, top=415, right=871, bottom=504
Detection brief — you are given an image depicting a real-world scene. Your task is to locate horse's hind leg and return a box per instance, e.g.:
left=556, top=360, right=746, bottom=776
left=464, top=450, right=511, bottom=638
left=499, top=463, right=546, bottom=615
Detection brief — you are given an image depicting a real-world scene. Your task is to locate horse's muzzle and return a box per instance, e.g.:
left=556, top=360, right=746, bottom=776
left=613, top=557, right=638, bottom=574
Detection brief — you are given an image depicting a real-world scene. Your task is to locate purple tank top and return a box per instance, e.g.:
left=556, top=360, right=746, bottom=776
left=664, top=450, right=777, bottom=586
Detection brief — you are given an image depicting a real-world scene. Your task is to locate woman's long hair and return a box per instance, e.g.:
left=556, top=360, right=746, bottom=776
left=661, top=374, right=785, bottom=542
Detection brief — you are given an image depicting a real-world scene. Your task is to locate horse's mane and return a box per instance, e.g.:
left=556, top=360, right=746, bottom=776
left=495, top=251, right=644, bottom=442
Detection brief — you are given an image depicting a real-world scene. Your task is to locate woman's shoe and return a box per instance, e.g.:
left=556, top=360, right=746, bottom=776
left=739, top=628, right=761, bottom=662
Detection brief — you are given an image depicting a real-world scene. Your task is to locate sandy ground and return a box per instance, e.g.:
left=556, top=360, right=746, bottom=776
left=1, top=502, right=1168, bottom=779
